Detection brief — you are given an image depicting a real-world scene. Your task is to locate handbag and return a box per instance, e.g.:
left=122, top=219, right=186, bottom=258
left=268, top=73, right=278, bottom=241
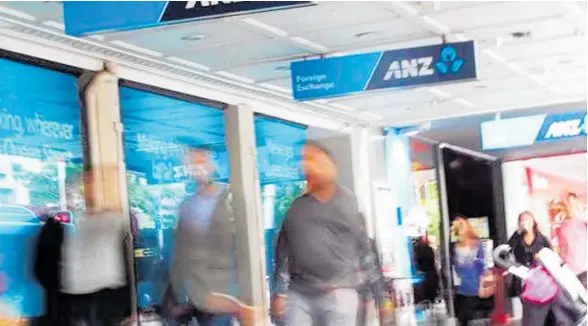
left=520, top=265, right=558, bottom=304
left=478, top=269, right=496, bottom=298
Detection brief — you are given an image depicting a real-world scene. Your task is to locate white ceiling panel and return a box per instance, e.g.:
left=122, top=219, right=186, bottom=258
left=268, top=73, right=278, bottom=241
left=439, top=75, right=536, bottom=97
left=175, top=38, right=311, bottom=69
left=463, top=18, right=576, bottom=44
left=226, top=60, right=292, bottom=82
left=112, top=20, right=269, bottom=55
left=0, top=1, right=61, bottom=21
left=496, top=35, right=588, bottom=61
left=250, top=2, right=399, bottom=35
left=417, top=2, right=487, bottom=14
left=431, top=1, right=564, bottom=32
left=295, top=17, right=432, bottom=50
left=332, top=88, right=436, bottom=111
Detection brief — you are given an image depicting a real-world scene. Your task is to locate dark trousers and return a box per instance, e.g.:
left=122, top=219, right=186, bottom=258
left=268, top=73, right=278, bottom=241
left=454, top=295, right=493, bottom=326
left=60, top=287, right=131, bottom=326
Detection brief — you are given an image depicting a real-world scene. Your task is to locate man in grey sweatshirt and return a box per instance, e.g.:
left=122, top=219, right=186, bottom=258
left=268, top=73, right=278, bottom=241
left=271, top=141, right=373, bottom=326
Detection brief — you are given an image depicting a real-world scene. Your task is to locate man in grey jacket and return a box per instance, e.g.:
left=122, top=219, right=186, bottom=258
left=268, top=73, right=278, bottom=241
left=271, top=141, right=374, bottom=326
left=167, top=145, right=242, bottom=326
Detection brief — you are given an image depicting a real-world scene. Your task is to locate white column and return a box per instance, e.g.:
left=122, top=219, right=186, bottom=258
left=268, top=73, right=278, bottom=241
left=82, top=68, right=136, bottom=318
left=350, top=126, right=375, bottom=237
left=224, top=103, right=268, bottom=325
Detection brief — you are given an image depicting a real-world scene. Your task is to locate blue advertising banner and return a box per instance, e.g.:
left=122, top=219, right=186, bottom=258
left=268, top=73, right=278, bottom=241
left=254, top=116, right=306, bottom=184
left=0, top=58, right=83, bottom=319
left=480, top=111, right=586, bottom=151
left=63, top=1, right=315, bottom=36
left=291, top=41, right=477, bottom=101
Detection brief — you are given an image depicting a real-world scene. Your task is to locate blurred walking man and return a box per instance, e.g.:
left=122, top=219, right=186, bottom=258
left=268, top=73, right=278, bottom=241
left=167, top=145, right=253, bottom=326
left=271, top=141, right=376, bottom=326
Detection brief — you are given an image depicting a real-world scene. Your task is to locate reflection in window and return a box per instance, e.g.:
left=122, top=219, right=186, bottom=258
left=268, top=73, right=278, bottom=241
left=0, top=58, right=84, bottom=320
left=254, top=115, right=307, bottom=300
left=119, top=86, right=227, bottom=311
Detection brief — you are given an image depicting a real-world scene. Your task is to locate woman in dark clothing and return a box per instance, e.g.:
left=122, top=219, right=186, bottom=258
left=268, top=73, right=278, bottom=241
left=507, top=211, right=552, bottom=325
left=507, top=211, right=551, bottom=296
left=413, top=235, right=440, bottom=304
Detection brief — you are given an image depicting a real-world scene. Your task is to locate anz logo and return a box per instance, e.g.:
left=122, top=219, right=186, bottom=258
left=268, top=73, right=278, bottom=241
left=544, top=117, right=586, bottom=139
left=382, top=45, right=465, bottom=81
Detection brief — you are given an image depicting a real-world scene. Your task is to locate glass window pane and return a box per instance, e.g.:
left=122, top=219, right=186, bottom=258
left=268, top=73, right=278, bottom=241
left=0, top=58, right=84, bottom=320
left=120, top=87, right=233, bottom=317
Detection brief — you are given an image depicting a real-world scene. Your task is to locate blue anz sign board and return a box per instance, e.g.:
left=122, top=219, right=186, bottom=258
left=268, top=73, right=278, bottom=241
left=290, top=41, right=477, bottom=101
left=63, top=1, right=315, bottom=36
left=480, top=111, right=586, bottom=151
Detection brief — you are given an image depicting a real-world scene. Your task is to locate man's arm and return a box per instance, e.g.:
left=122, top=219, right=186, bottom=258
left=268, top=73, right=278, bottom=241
left=272, top=218, right=291, bottom=296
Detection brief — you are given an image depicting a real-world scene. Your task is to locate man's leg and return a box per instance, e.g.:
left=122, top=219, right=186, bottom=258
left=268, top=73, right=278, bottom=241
left=194, top=309, right=234, bottom=326
left=285, top=290, right=314, bottom=326
left=319, top=288, right=359, bottom=326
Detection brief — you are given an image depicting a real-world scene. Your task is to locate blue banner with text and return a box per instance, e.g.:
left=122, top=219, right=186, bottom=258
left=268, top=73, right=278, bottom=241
left=63, top=1, right=314, bottom=36
left=480, top=111, right=586, bottom=151
left=290, top=41, right=477, bottom=101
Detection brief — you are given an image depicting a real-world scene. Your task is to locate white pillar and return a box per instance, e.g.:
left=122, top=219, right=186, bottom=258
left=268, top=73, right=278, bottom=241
left=350, top=126, right=375, bottom=237
left=224, top=103, right=268, bottom=325
left=82, top=68, right=136, bottom=319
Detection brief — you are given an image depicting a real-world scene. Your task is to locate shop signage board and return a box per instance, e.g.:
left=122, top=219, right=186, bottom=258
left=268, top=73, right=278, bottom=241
left=63, top=1, right=315, bottom=36
left=480, top=111, right=587, bottom=151
left=290, top=41, right=477, bottom=101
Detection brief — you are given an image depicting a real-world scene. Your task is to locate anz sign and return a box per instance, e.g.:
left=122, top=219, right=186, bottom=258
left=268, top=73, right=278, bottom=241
left=541, top=114, right=586, bottom=140
left=291, top=41, right=477, bottom=101
left=481, top=111, right=587, bottom=151
left=382, top=45, right=465, bottom=81
left=383, top=58, right=434, bottom=81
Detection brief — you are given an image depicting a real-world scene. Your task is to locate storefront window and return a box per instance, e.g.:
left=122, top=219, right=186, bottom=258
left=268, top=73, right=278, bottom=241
left=254, top=115, right=306, bottom=295
left=119, top=86, right=228, bottom=311
left=0, top=58, right=84, bottom=320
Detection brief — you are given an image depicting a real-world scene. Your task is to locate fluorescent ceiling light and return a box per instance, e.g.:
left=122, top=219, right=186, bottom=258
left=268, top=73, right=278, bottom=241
left=215, top=71, right=255, bottom=84
left=329, top=103, right=356, bottom=112
left=0, top=19, right=12, bottom=28
left=387, top=1, right=420, bottom=16
left=167, top=56, right=211, bottom=71
left=482, top=49, right=507, bottom=63
left=290, top=36, right=329, bottom=53
left=528, top=74, right=548, bottom=87
left=420, top=15, right=451, bottom=34
left=454, top=33, right=469, bottom=42
left=43, top=21, right=64, bottom=30
left=110, top=40, right=163, bottom=57
left=363, top=112, right=383, bottom=119
left=404, top=130, right=419, bottom=136
left=242, top=18, right=288, bottom=37
left=427, top=87, right=451, bottom=99
left=452, top=98, right=476, bottom=108
left=0, top=6, right=36, bottom=21
left=506, top=62, right=526, bottom=75
left=89, top=35, right=105, bottom=41
left=258, top=83, right=291, bottom=93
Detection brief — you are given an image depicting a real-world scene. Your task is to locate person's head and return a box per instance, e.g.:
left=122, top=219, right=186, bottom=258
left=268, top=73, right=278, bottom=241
left=452, top=215, right=478, bottom=243
left=549, top=200, right=570, bottom=224
left=301, top=141, right=337, bottom=191
left=186, top=145, right=216, bottom=185
left=518, top=210, right=538, bottom=235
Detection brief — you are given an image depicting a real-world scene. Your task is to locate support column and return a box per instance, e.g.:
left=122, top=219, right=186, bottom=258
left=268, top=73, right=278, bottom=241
left=82, top=68, right=136, bottom=318
left=82, top=69, right=125, bottom=213
left=385, top=130, right=415, bottom=278
left=224, top=104, right=268, bottom=325
left=350, top=126, right=375, bottom=237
